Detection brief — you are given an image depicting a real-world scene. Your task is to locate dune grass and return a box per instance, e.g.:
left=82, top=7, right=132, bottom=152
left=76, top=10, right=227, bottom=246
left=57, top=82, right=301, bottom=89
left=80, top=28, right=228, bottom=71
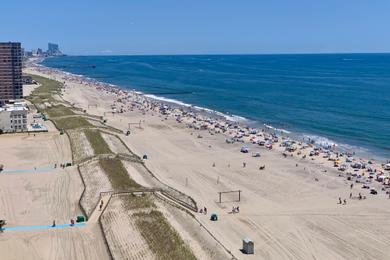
left=134, top=210, right=196, bottom=260
left=99, top=157, right=141, bottom=190
left=54, top=116, right=92, bottom=130
left=29, top=74, right=62, bottom=103
left=84, top=129, right=112, bottom=155
left=44, top=104, right=75, bottom=118
left=124, top=194, right=156, bottom=210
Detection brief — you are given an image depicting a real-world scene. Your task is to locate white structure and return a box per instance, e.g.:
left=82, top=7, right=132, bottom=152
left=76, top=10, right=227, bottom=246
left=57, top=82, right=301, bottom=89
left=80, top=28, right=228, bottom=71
left=0, top=101, right=28, bottom=132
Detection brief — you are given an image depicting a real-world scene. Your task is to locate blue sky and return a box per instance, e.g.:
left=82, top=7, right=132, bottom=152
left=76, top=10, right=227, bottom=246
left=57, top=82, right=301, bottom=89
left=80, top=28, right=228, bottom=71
left=1, top=0, right=390, bottom=55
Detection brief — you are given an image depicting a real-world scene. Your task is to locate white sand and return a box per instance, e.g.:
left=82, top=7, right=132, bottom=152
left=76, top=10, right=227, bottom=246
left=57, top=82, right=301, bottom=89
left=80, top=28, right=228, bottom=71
left=0, top=133, right=110, bottom=260
left=68, top=130, right=95, bottom=163
left=79, top=160, right=112, bottom=216
left=101, top=132, right=129, bottom=154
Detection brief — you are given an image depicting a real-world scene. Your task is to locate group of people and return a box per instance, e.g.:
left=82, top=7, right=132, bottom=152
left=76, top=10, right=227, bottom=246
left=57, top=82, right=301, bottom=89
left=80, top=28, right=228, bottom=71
left=232, top=206, right=240, bottom=213
left=338, top=197, right=347, bottom=205
left=199, top=207, right=208, bottom=215
left=51, top=219, right=76, bottom=227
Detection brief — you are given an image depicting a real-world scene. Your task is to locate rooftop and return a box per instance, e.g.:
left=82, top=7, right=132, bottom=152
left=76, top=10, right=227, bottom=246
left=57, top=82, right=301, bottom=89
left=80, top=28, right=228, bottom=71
left=0, top=101, right=28, bottom=112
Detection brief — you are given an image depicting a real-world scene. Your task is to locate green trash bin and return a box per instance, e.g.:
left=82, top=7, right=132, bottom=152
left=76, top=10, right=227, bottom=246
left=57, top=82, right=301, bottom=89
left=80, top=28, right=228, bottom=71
left=76, top=215, right=85, bottom=223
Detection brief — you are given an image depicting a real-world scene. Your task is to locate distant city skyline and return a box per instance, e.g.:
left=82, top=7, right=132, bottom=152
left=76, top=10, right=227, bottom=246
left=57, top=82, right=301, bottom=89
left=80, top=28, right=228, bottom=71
left=1, top=0, right=390, bottom=55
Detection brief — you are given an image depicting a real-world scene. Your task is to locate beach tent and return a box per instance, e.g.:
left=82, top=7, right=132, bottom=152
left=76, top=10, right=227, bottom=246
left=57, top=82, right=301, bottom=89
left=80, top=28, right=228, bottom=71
left=241, top=147, right=249, bottom=153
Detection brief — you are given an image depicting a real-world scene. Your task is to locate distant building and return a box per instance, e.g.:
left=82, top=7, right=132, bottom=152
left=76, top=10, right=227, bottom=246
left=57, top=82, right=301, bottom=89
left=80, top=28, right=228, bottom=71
left=0, top=101, right=28, bottom=132
left=24, top=51, right=33, bottom=58
left=47, top=43, right=62, bottom=56
left=0, top=42, right=23, bottom=105
left=32, top=48, right=44, bottom=57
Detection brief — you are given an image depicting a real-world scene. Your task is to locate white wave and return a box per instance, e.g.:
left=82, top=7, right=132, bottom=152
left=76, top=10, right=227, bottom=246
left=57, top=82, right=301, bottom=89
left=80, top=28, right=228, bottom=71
left=224, top=114, right=248, bottom=122
left=143, top=94, right=247, bottom=122
left=192, top=106, right=247, bottom=122
left=264, top=124, right=291, bottom=134
left=303, top=134, right=338, bottom=147
left=143, top=94, right=193, bottom=107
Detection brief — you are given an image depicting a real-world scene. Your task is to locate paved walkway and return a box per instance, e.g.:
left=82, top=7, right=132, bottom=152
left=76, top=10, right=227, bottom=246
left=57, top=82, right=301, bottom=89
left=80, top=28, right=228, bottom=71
left=2, top=223, right=86, bottom=231
left=87, top=194, right=111, bottom=225
left=0, top=165, right=57, bottom=174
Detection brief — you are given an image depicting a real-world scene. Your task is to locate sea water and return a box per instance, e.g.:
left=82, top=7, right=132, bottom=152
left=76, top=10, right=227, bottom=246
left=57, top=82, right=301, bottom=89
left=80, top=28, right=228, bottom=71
left=41, top=54, right=390, bottom=160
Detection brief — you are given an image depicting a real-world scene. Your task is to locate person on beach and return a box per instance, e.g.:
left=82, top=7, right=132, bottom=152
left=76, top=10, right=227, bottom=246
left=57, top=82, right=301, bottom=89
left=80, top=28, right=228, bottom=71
left=204, top=207, right=207, bottom=214
left=243, top=162, right=246, bottom=168
left=52, top=220, right=56, bottom=227
left=338, top=197, right=342, bottom=204
left=359, top=193, right=362, bottom=200
left=70, top=219, right=75, bottom=226
left=350, top=193, right=352, bottom=199
left=343, top=199, right=347, bottom=205
left=350, top=183, right=353, bottom=189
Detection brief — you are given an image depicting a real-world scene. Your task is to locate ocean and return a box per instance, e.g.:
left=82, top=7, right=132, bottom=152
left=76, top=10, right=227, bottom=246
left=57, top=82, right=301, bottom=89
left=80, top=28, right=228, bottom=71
left=41, top=54, right=390, bottom=160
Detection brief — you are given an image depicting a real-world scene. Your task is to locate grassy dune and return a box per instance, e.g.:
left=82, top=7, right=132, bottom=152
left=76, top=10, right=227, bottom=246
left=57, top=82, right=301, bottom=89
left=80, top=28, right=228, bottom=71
left=99, top=157, right=141, bottom=190
left=125, top=195, right=196, bottom=260
left=84, top=129, right=112, bottom=155
left=54, top=116, right=92, bottom=130
left=30, top=74, right=62, bottom=104
left=44, top=104, right=75, bottom=118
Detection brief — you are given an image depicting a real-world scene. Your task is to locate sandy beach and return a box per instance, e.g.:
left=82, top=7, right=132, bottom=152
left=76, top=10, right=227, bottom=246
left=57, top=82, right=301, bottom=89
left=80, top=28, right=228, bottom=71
left=0, top=61, right=389, bottom=260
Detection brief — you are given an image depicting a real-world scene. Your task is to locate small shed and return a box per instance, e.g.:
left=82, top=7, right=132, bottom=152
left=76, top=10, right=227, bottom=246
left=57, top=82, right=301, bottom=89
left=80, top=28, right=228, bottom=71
left=242, top=238, right=254, bottom=254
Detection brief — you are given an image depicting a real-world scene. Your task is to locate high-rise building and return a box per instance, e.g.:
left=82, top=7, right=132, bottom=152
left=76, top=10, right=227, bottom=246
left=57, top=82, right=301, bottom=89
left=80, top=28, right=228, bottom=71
left=0, top=42, right=23, bottom=105
left=47, top=43, right=62, bottom=56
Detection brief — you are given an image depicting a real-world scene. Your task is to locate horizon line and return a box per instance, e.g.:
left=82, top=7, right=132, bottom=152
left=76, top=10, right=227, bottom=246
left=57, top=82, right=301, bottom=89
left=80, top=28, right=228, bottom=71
left=57, top=51, right=390, bottom=57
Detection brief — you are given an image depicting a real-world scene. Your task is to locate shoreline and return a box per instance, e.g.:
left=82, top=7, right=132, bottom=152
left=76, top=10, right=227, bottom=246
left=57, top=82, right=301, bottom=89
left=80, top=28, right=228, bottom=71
left=35, top=58, right=388, bottom=163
